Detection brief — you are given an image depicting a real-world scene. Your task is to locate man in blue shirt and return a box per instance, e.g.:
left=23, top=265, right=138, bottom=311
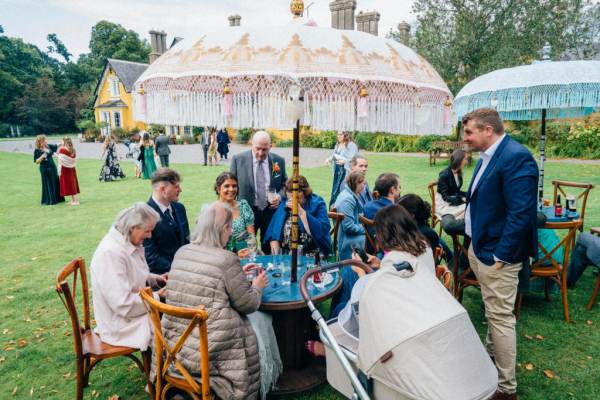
left=364, top=173, right=400, bottom=220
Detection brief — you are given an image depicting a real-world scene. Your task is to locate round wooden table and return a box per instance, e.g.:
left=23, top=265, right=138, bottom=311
left=243, top=255, right=342, bottom=395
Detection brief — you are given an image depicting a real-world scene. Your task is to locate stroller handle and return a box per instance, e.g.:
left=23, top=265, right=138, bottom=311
left=300, top=259, right=373, bottom=302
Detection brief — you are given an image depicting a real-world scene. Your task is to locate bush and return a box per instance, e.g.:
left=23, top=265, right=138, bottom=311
left=111, top=127, right=127, bottom=140
left=300, top=130, right=337, bottom=149
left=415, top=134, right=448, bottom=152
left=275, top=139, right=293, bottom=147
left=148, top=124, right=165, bottom=137
left=235, top=128, right=253, bottom=144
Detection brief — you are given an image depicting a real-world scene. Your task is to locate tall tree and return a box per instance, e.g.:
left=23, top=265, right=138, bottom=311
left=46, top=33, right=72, bottom=62
left=396, top=0, right=597, bottom=94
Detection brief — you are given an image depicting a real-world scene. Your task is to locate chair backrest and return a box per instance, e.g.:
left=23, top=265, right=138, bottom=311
left=427, top=181, right=440, bottom=230
left=328, top=211, right=345, bottom=259
left=552, top=180, right=594, bottom=230
left=55, top=257, right=90, bottom=360
left=534, top=221, right=581, bottom=278
left=140, top=288, right=211, bottom=400
left=359, top=215, right=377, bottom=253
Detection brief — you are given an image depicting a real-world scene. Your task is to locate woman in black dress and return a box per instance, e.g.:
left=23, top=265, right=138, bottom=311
left=99, top=134, right=125, bottom=181
left=33, top=135, right=64, bottom=205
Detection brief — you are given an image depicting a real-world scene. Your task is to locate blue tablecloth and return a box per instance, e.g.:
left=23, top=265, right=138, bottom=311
left=540, top=206, right=579, bottom=223
left=240, top=255, right=340, bottom=303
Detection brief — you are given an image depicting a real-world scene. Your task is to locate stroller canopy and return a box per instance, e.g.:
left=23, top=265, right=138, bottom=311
left=358, top=250, right=497, bottom=400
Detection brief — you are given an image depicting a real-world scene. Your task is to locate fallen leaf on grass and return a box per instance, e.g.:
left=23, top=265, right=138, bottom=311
left=587, top=356, right=593, bottom=360
left=535, top=334, right=544, bottom=340
left=0, top=356, right=5, bottom=363
left=3, top=346, right=14, bottom=351
left=63, top=372, right=71, bottom=379
left=543, top=369, right=556, bottom=379
left=6, top=296, right=14, bottom=300
left=24, top=318, right=31, bottom=323
left=11, top=386, right=17, bottom=396
left=2, top=329, right=9, bottom=335
left=17, top=339, right=28, bottom=348
left=524, top=363, right=535, bottom=371
left=586, top=320, right=593, bottom=325
left=39, top=386, right=45, bottom=390
left=31, top=257, right=37, bottom=261
left=524, top=334, right=533, bottom=340
left=108, top=395, right=120, bottom=400
left=30, top=387, right=33, bottom=396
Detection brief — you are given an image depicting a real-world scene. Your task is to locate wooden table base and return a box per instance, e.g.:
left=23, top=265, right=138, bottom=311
left=268, top=359, right=326, bottom=397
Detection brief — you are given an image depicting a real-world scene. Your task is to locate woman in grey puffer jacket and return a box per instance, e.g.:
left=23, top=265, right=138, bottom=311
left=160, top=201, right=271, bottom=399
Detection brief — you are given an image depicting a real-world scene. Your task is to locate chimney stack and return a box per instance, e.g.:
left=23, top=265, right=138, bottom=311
left=397, top=21, right=411, bottom=46
left=330, top=0, right=357, bottom=30
left=228, top=14, right=241, bottom=26
left=149, top=30, right=167, bottom=63
left=356, top=10, right=380, bottom=36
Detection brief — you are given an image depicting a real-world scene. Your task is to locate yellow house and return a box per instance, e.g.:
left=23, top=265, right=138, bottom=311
left=94, top=58, right=149, bottom=134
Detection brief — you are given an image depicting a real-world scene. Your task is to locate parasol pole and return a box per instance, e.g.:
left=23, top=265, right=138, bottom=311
left=538, top=108, right=547, bottom=203
left=291, top=119, right=300, bottom=282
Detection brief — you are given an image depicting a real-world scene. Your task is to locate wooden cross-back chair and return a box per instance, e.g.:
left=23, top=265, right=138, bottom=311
left=359, top=215, right=377, bottom=254
left=587, top=228, right=600, bottom=310
left=140, top=288, right=211, bottom=400
left=516, top=220, right=580, bottom=322
left=452, top=235, right=479, bottom=302
left=552, top=180, right=594, bottom=231
left=55, top=258, right=152, bottom=400
left=427, top=181, right=443, bottom=236
left=328, top=210, right=345, bottom=261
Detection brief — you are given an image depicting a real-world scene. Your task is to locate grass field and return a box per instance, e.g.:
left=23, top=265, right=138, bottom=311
left=0, top=151, right=599, bottom=400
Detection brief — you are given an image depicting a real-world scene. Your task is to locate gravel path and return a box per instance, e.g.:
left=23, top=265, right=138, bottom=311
left=1, top=138, right=597, bottom=167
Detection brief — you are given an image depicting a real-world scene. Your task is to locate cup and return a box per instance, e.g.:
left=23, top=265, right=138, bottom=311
left=543, top=199, right=551, bottom=207
left=267, top=190, right=279, bottom=205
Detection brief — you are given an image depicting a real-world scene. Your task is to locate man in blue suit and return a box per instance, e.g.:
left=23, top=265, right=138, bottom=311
left=144, top=168, right=190, bottom=274
left=463, top=108, right=538, bottom=400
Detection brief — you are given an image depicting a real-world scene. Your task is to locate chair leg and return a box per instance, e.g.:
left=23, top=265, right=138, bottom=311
left=544, top=279, right=551, bottom=301
left=76, top=357, right=85, bottom=400
left=561, top=280, right=570, bottom=323
left=457, top=284, right=465, bottom=303
left=587, top=275, right=600, bottom=310
left=515, top=293, right=523, bottom=319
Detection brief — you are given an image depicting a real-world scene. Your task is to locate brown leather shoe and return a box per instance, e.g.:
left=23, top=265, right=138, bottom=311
left=490, top=389, right=517, bottom=400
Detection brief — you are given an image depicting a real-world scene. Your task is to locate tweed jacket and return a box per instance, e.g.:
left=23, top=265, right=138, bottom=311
left=161, top=244, right=262, bottom=400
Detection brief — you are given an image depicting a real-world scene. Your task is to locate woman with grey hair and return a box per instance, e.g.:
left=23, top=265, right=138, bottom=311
left=162, top=201, right=281, bottom=400
left=90, top=202, right=168, bottom=350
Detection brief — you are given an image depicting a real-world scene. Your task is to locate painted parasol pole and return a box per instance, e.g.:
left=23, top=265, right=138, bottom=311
left=291, top=119, right=300, bottom=282
left=538, top=108, right=547, bottom=203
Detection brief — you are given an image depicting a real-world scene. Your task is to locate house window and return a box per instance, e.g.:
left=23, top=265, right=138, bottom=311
left=184, top=126, right=191, bottom=135
left=101, top=111, right=110, bottom=135
left=170, top=125, right=179, bottom=135
left=113, top=111, right=121, bottom=128
left=109, top=78, right=120, bottom=97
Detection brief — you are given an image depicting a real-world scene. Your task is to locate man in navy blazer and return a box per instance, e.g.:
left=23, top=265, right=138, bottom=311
left=463, top=108, right=538, bottom=400
left=144, top=168, right=190, bottom=274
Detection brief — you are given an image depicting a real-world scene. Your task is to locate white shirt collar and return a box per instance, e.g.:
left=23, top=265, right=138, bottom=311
left=152, top=195, right=170, bottom=214
left=252, top=152, right=268, bottom=166
left=481, top=133, right=506, bottom=161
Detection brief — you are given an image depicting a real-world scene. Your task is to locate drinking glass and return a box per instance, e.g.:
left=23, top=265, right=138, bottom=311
left=267, top=189, right=279, bottom=205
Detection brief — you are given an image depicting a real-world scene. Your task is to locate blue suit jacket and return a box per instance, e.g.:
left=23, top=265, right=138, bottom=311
left=144, top=198, right=190, bottom=274
left=466, top=136, right=539, bottom=265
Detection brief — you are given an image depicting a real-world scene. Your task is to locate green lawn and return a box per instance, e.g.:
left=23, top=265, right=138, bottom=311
left=0, top=151, right=599, bottom=399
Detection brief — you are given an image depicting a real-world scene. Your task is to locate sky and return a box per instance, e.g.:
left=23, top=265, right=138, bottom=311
left=2, top=0, right=416, bottom=60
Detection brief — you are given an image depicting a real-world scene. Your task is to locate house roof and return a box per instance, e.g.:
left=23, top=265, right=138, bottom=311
left=94, top=58, right=149, bottom=96
left=96, top=99, right=128, bottom=108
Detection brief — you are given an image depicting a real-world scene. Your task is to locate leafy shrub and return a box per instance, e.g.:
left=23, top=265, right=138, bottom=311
left=275, top=139, right=293, bottom=147
left=235, top=128, right=253, bottom=144
left=415, top=134, right=448, bottom=152
left=148, top=124, right=165, bottom=136
left=111, top=127, right=127, bottom=140
left=300, top=130, right=337, bottom=149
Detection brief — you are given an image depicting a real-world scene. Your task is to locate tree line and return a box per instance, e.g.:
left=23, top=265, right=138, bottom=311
left=0, top=21, right=150, bottom=137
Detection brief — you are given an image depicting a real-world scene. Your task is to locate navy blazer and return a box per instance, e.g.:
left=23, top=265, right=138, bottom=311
left=144, top=198, right=190, bottom=274
left=230, top=150, right=287, bottom=208
left=466, top=136, right=538, bottom=265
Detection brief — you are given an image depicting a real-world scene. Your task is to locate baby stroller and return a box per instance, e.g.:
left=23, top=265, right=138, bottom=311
left=300, top=259, right=498, bottom=400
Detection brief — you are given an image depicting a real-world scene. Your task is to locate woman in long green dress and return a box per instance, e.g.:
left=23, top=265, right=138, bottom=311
left=139, top=133, right=158, bottom=179
left=33, top=135, right=64, bottom=205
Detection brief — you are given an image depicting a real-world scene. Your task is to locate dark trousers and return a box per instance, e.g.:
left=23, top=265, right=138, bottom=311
left=253, top=206, right=275, bottom=254
left=159, top=154, right=169, bottom=168
left=441, top=214, right=466, bottom=236
left=202, top=145, right=209, bottom=165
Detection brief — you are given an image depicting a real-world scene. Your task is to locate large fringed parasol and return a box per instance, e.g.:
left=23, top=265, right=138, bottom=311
left=455, top=52, right=600, bottom=201
left=134, top=0, right=452, bottom=282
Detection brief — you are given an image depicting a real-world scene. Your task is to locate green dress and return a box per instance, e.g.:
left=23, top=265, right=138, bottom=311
left=33, top=144, right=64, bottom=205
left=142, top=144, right=157, bottom=179
left=226, top=199, right=255, bottom=251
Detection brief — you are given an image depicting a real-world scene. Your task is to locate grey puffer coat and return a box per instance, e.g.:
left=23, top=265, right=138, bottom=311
left=161, top=243, right=262, bottom=400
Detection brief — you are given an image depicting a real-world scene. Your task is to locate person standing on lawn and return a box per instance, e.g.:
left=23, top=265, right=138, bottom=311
left=57, top=137, right=80, bottom=205
left=462, top=108, right=538, bottom=400
left=33, top=134, right=64, bottom=205
left=154, top=131, right=171, bottom=167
